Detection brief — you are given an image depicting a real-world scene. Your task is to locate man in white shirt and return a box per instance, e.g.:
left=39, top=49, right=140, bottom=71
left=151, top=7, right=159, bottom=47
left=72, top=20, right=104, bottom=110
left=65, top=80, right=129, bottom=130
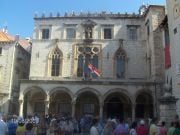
left=0, top=113, right=8, bottom=135
left=90, top=118, right=99, bottom=135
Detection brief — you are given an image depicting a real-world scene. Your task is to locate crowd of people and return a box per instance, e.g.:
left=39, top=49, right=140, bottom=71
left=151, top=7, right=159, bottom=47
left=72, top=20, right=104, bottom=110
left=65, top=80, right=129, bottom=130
left=0, top=113, right=180, bottom=135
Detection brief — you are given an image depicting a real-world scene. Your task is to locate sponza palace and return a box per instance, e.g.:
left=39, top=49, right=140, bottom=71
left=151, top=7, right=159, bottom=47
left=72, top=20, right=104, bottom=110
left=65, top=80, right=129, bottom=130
left=1, top=5, right=170, bottom=121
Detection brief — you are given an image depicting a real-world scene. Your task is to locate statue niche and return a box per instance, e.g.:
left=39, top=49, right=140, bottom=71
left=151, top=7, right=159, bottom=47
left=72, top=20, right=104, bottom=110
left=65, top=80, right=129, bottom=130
left=82, top=19, right=96, bottom=41
left=85, top=26, right=92, bottom=39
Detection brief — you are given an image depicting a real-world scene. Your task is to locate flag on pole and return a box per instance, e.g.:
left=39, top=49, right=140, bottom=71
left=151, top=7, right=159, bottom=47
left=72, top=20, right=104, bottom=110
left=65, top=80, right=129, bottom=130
left=88, top=63, right=101, bottom=76
left=164, top=29, right=171, bottom=69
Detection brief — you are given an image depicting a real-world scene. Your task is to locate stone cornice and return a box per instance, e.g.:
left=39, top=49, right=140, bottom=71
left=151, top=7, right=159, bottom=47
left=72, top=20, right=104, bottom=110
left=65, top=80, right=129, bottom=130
left=20, top=79, right=162, bottom=86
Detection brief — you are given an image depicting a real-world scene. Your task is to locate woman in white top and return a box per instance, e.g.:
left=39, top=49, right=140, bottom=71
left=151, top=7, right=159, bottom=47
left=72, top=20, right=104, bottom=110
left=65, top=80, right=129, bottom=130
left=90, top=119, right=99, bottom=135
left=129, top=121, right=137, bottom=135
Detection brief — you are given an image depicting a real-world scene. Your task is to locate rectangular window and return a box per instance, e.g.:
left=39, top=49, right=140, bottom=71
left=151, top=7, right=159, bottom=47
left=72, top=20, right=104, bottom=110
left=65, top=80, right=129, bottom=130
left=104, top=28, right=112, bottom=39
left=84, top=103, right=94, bottom=114
left=66, top=28, right=76, bottom=39
left=128, top=27, right=138, bottom=40
left=174, top=27, right=177, bottom=34
left=34, top=102, right=45, bottom=113
left=0, top=47, right=2, bottom=55
left=58, top=103, right=71, bottom=114
left=42, top=29, right=49, bottom=39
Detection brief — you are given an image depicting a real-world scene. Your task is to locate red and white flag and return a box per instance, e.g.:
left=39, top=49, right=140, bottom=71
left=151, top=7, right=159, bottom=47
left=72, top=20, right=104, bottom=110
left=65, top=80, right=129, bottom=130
left=88, top=63, right=101, bottom=76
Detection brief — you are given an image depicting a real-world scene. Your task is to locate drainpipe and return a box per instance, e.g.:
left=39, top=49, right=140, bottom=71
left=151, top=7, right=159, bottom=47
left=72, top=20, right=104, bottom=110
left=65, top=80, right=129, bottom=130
left=8, top=41, right=17, bottom=113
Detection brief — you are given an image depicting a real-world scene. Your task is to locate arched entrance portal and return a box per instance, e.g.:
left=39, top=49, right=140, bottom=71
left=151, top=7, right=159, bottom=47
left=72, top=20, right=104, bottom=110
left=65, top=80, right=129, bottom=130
left=24, top=90, right=46, bottom=117
left=135, top=92, right=154, bottom=119
left=104, top=92, right=132, bottom=119
left=75, top=92, right=99, bottom=117
left=49, top=92, right=72, bottom=116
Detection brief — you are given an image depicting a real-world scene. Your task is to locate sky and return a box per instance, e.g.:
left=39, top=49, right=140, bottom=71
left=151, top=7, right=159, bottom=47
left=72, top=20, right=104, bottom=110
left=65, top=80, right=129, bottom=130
left=0, top=0, right=165, bottom=38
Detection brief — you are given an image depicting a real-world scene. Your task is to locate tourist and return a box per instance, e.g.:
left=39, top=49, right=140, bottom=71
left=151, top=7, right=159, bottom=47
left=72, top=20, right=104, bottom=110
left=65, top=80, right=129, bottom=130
left=137, top=120, right=148, bottom=135
left=0, top=113, right=8, bottom=135
left=101, top=119, right=114, bottom=135
left=157, top=121, right=161, bottom=135
left=24, top=123, right=34, bottom=135
left=173, top=122, right=180, bottom=135
left=167, top=122, right=175, bottom=135
left=64, top=118, right=74, bottom=135
left=49, top=118, right=58, bottom=135
left=90, top=118, right=99, bottom=135
left=7, top=115, right=18, bottom=135
left=159, top=121, right=167, bottom=135
left=16, top=120, right=26, bottom=135
left=149, top=118, right=158, bottom=135
left=129, top=121, right=137, bottom=135
left=37, top=117, right=48, bottom=135
left=114, top=118, right=128, bottom=135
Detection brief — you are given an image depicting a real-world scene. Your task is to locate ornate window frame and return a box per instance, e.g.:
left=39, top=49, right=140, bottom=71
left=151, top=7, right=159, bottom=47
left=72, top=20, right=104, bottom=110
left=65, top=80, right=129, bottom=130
left=48, top=46, right=63, bottom=77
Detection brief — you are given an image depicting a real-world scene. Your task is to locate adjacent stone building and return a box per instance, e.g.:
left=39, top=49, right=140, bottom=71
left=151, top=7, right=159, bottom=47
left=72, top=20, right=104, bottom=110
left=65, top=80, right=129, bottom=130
left=166, top=0, right=180, bottom=115
left=0, top=32, right=31, bottom=114
left=18, top=5, right=166, bottom=120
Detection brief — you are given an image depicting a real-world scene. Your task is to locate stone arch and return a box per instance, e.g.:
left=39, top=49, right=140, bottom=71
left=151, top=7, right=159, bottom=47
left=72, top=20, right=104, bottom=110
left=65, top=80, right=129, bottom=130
left=48, top=87, right=73, bottom=115
left=135, top=89, right=154, bottom=119
left=48, top=45, right=63, bottom=58
left=103, top=88, right=133, bottom=103
left=48, top=87, right=73, bottom=99
left=103, top=88, right=132, bottom=119
left=22, top=86, right=47, bottom=117
left=75, top=87, right=102, bottom=101
left=75, top=87, right=101, bottom=117
left=134, top=89, right=153, bottom=101
left=22, top=86, right=46, bottom=96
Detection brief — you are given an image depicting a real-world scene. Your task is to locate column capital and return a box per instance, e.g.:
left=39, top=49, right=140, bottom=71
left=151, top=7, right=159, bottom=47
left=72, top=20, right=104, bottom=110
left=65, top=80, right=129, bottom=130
left=18, top=100, right=23, bottom=104
left=71, top=101, right=76, bottom=105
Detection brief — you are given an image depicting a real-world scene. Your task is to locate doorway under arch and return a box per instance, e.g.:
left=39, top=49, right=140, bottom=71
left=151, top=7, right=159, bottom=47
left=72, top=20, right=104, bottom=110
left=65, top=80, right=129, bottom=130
left=135, top=92, right=154, bottom=119
left=75, top=92, right=99, bottom=117
left=49, top=91, right=72, bottom=116
left=104, top=92, right=132, bottom=119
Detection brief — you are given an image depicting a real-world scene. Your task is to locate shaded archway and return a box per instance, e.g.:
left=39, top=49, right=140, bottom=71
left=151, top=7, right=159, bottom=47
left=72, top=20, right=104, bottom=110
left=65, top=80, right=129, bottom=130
left=135, top=92, right=154, bottom=119
left=24, top=88, right=46, bottom=117
left=75, top=91, right=99, bottom=117
left=49, top=91, right=72, bottom=116
left=104, top=92, right=132, bottom=119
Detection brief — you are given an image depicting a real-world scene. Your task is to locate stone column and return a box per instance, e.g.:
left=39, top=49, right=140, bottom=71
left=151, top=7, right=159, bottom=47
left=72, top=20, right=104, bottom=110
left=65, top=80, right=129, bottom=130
left=45, top=95, right=50, bottom=115
left=71, top=101, right=76, bottom=118
left=132, top=104, right=135, bottom=121
left=19, top=100, right=24, bottom=117
left=99, top=102, right=104, bottom=118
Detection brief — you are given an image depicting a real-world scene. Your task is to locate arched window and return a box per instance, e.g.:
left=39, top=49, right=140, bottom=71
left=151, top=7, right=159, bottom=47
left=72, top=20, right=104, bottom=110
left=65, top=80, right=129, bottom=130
left=77, top=47, right=99, bottom=78
left=49, top=47, right=62, bottom=76
left=115, top=48, right=126, bottom=79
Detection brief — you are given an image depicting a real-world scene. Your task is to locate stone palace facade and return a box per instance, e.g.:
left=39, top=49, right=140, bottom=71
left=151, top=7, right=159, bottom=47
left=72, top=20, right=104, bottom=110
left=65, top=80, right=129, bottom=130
left=18, top=5, right=166, bottom=120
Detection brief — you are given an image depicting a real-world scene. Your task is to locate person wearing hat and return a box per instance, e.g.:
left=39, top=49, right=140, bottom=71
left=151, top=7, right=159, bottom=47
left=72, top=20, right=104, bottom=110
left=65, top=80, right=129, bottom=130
left=137, top=120, right=148, bottom=135
left=16, top=120, right=26, bottom=135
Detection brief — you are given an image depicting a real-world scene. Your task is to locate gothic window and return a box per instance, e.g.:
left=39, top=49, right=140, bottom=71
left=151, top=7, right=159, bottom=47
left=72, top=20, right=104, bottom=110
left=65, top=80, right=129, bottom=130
left=42, top=28, right=50, bottom=39
left=66, top=28, right=76, bottom=39
left=49, top=47, right=62, bottom=76
left=104, top=28, right=112, bottom=39
left=115, top=49, right=126, bottom=79
left=77, top=47, right=99, bottom=78
left=127, top=26, right=138, bottom=40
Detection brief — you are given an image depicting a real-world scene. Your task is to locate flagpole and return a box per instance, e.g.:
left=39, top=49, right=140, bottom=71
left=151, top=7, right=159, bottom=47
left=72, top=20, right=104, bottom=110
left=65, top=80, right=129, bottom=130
left=83, top=56, right=85, bottom=80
